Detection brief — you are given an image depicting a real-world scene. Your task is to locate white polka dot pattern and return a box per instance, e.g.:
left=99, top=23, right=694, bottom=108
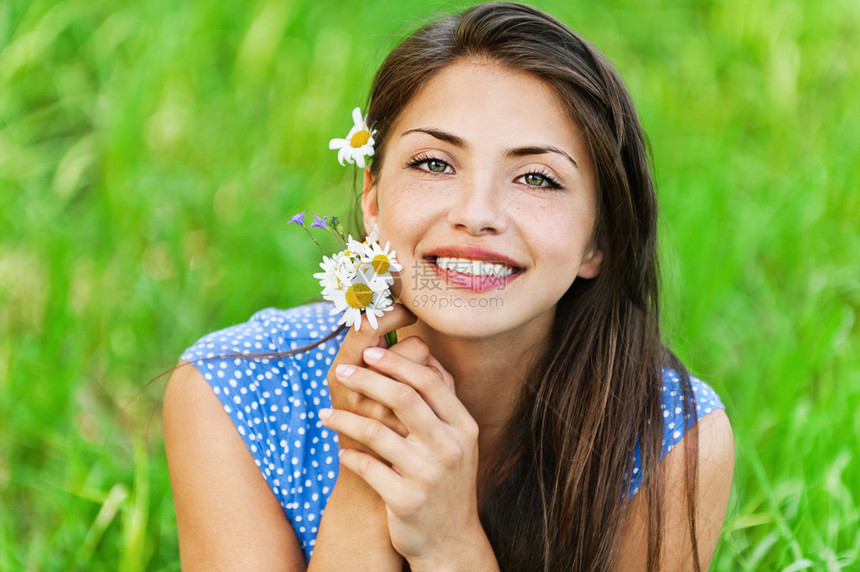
left=181, top=302, right=725, bottom=559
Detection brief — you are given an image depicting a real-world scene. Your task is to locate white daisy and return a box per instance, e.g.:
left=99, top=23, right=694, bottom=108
left=295, top=217, right=397, bottom=331
left=363, top=290, right=394, bottom=330
left=328, top=107, right=376, bottom=168
left=313, top=252, right=351, bottom=292
left=344, top=235, right=368, bottom=259
left=329, top=280, right=378, bottom=331
left=358, top=240, right=401, bottom=287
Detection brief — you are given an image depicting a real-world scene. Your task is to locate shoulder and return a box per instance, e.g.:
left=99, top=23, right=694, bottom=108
left=176, top=300, right=348, bottom=454
left=178, top=301, right=347, bottom=411
left=180, top=301, right=344, bottom=361
left=659, top=368, right=726, bottom=456
left=628, top=369, right=727, bottom=498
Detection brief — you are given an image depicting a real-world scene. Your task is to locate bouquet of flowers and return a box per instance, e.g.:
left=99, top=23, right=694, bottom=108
left=288, top=212, right=401, bottom=339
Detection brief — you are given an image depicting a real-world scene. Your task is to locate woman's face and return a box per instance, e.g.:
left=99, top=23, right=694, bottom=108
left=362, top=59, right=603, bottom=340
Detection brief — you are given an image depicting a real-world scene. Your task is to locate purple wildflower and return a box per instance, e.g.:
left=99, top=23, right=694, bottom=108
left=310, top=214, right=328, bottom=229
left=287, top=210, right=307, bottom=226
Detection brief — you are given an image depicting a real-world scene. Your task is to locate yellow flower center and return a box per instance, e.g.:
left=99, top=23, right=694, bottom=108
left=350, top=130, right=370, bottom=148
left=371, top=254, right=390, bottom=275
left=345, top=283, right=373, bottom=309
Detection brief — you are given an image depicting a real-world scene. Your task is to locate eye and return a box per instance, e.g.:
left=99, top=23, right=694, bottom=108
left=406, top=154, right=453, bottom=174
left=517, top=169, right=564, bottom=190
left=425, top=159, right=450, bottom=173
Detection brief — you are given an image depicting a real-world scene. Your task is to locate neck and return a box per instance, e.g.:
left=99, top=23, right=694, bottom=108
left=396, top=312, right=553, bottom=453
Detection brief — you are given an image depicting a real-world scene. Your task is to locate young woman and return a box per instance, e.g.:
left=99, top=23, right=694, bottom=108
left=164, top=2, right=734, bottom=570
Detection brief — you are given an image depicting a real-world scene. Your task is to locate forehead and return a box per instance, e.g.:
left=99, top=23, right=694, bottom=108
left=390, top=59, right=582, bottom=152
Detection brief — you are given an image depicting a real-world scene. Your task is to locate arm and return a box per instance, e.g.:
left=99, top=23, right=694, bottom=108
left=321, top=341, right=500, bottom=571
left=615, top=410, right=735, bottom=571
left=309, top=306, right=424, bottom=570
left=163, top=362, right=306, bottom=571
left=307, top=467, right=405, bottom=570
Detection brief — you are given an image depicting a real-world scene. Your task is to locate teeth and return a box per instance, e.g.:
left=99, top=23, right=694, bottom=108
left=434, top=257, right=515, bottom=277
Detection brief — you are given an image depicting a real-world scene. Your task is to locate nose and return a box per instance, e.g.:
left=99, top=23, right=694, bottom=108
left=446, top=174, right=507, bottom=235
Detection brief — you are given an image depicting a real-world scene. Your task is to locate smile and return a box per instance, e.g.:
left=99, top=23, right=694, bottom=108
left=425, top=256, right=524, bottom=292
left=435, top=257, right=515, bottom=278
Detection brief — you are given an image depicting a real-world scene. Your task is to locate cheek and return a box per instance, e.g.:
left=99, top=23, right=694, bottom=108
left=378, top=180, right=441, bottom=233
left=530, top=208, right=594, bottom=267
left=375, top=188, right=433, bottom=302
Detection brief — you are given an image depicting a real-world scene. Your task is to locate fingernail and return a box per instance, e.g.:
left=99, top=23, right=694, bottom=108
left=318, top=408, right=332, bottom=420
left=363, top=347, right=384, bottom=362
left=335, top=364, right=355, bottom=378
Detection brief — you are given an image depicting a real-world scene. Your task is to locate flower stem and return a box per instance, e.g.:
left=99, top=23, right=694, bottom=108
left=301, top=227, right=321, bottom=248
left=384, top=330, right=397, bottom=348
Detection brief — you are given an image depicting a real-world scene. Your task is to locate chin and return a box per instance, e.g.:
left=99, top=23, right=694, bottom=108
left=403, top=295, right=534, bottom=340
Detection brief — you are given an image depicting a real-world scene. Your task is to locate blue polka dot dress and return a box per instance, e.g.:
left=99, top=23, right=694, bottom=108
left=180, top=301, right=724, bottom=561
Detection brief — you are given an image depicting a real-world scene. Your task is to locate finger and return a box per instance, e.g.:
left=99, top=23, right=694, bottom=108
left=334, top=363, right=439, bottom=436
left=359, top=347, right=470, bottom=428
left=424, top=354, right=478, bottom=436
left=327, top=303, right=416, bottom=413
left=426, top=354, right=455, bottom=392
left=330, top=335, right=431, bottom=436
left=320, top=408, right=420, bottom=473
left=334, top=303, right=417, bottom=368
left=337, top=448, right=411, bottom=511
left=386, top=335, right=430, bottom=367
left=348, top=398, right=408, bottom=438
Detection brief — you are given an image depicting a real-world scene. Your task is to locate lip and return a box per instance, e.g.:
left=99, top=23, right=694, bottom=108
left=424, top=245, right=524, bottom=269
left=422, top=245, right=525, bottom=293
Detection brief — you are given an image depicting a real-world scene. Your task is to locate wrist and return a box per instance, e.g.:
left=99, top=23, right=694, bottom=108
left=406, top=519, right=499, bottom=572
left=329, top=464, right=387, bottom=513
left=311, top=466, right=402, bottom=570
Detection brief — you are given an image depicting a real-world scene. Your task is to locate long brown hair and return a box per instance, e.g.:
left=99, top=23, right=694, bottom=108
left=363, top=3, right=700, bottom=570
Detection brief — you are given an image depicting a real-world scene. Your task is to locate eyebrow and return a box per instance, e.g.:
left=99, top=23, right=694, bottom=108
left=400, top=127, right=579, bottom=169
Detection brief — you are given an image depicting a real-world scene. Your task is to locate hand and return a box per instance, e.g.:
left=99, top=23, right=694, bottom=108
left=320, top=340, right=488, bottom=566
left=327, top=304, right=419, bottom=448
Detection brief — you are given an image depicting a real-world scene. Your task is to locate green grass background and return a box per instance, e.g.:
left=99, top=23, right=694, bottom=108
left=1, top=0, right=857, bottom=569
